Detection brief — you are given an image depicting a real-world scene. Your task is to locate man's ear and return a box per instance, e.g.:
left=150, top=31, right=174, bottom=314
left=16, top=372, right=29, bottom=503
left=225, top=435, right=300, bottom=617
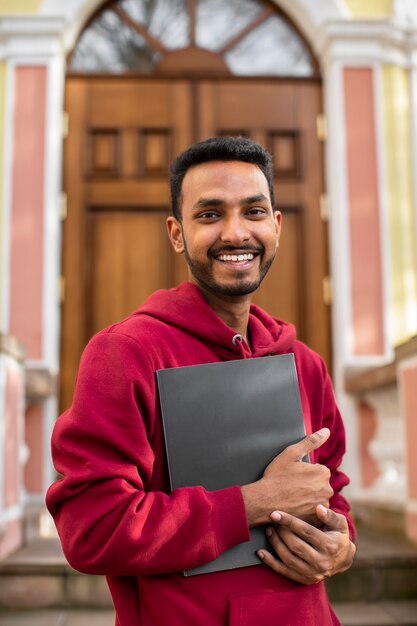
left=167, top=216, right=185, bottom=254
left=274, top=210, right=282, bottom=248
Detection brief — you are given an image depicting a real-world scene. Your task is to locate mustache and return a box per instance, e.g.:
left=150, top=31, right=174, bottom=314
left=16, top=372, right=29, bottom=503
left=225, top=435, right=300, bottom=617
left=208, top=244, right=264, bottom=257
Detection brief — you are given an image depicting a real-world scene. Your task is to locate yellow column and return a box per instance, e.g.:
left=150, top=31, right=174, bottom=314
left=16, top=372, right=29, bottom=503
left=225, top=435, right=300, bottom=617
left=0, top=0, right=42, bottom=13
left=344, top=0, right=392, bottom=18
left=0, top=62, right=5, bottom=328
left=383, top=66, right=417, bottom=344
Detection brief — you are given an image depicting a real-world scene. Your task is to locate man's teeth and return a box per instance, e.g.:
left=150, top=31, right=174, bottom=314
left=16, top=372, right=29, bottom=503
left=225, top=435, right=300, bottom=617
left=218, top=253, right=255, bottom=262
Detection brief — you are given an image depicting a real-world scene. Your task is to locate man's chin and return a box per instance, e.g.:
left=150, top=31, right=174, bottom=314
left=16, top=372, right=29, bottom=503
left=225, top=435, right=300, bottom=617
left=200, top=279, right=261, bottom=297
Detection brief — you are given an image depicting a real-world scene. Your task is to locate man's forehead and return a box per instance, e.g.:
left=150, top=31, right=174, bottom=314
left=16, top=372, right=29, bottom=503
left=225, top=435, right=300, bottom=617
left=181, top=160, right=270, bottom=198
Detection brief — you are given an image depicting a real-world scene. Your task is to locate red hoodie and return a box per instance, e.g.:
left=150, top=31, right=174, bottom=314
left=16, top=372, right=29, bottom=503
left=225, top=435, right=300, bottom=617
left=46, top=282, right=354, bottom=626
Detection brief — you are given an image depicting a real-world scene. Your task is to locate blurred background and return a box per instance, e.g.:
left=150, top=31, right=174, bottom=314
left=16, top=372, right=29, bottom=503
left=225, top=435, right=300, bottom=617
left=0, top=1, right=417, bottom=624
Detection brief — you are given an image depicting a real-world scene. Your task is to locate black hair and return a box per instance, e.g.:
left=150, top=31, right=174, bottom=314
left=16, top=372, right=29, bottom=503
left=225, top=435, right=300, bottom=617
left=169, top=136, right=275, bottom=220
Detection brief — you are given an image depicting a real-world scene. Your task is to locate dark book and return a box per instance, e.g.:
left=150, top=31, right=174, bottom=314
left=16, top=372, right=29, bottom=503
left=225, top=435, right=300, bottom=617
left=156, top=353, right=306, bottom=576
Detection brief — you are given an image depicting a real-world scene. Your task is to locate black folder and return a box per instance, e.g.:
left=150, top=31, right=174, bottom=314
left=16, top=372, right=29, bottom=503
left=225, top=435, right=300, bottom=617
left=156, top=353, right=306, bottom=576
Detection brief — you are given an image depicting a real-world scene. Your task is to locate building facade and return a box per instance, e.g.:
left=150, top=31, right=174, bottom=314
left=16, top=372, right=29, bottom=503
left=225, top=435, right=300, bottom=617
left=1, top=0, right=417, bottom=559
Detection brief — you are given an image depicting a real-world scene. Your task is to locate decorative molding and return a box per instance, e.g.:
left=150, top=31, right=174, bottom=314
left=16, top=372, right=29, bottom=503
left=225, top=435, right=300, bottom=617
left=268, top=130, right=302, bottom=179
left=393, top=0, right=417, bottom=28
left=345, top=335, right=417, bottom=392
left=271, top=0, right=349, bottom=57
left=406, top=498, right=417, bottom=514
left=37, top=0, right=350, bottom=58
left=87, top=129, right=122, bottom=178
left=316, top=19, right=413, bottom=67
left=0, top=16, right=66, bottom=59
left=138, top=128, right=172, bottom=177
left=4, top=2, right=417, bottom=67
left=0, top=333, right=25, bottom=361
left=0, top=504, right=23, bottom=526
left=25, top=368, right=56, bottom=404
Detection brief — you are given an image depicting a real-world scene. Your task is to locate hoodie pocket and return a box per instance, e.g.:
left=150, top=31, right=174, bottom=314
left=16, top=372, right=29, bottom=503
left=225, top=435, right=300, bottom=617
left=227, top=584, right=338, bottom=626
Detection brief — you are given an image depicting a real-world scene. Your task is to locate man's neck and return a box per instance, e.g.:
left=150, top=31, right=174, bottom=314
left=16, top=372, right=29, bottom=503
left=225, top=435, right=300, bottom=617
left=194, top=282, right=252, bottom=344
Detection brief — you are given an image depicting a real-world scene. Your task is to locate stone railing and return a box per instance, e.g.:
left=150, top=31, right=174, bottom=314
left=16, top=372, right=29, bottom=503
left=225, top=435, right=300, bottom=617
left=0, top=333, right=26, bottom=560
left=345, top=336, right=417, bottom=540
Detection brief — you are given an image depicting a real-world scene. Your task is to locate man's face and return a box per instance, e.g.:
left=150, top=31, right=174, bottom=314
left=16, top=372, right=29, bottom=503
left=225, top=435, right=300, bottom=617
left=167, top=160, right=281, bottom=298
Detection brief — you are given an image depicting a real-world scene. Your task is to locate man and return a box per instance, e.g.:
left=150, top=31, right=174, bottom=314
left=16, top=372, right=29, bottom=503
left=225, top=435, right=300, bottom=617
left=47, top=137, right=355, bottom=626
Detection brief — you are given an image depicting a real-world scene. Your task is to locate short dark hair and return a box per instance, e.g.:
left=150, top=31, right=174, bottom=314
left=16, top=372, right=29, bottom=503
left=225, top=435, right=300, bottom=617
left=170, top=136, right=275, bottom=220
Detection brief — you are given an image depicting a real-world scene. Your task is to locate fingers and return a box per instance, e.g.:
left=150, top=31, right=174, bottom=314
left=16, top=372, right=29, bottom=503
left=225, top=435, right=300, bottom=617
left=264, top=510, right=356, bottom=582
left=258, top=530, right=325, bottom=585
left=282, top=428, right=330, bottom=462
left=257, top=547, right=311, bottom=585
left=315, top=505, right=349, bottom=533
left=270, top=510, right=326, bottom=550
left=267, top=525, right=318, bottom=563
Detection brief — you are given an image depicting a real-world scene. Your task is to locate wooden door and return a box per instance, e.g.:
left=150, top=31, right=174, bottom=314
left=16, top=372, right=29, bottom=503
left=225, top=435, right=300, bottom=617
left=61, top=76, right=328, bottom=410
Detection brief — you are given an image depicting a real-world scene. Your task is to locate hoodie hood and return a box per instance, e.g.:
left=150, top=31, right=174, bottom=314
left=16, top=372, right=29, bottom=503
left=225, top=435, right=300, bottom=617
left=136, top=282, right=296, bottom=359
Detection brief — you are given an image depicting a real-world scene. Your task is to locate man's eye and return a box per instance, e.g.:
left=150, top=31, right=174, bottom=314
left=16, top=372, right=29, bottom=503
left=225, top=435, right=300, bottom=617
left=247, top=207, right=266, bottom=216
left=198, top=211, right=219, bottom=220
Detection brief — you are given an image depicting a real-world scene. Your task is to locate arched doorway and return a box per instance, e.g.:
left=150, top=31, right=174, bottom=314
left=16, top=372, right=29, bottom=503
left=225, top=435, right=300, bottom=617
left=60, top=0, right=329, bottom=410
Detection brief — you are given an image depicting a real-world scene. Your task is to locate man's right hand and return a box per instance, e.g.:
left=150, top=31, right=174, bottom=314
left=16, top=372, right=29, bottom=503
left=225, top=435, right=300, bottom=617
left=241, top=428, right=334, bottom=527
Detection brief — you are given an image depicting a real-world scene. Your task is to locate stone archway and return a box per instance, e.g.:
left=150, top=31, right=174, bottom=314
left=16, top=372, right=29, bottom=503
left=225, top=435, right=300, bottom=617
left=38, top=0, right=348, bottom=55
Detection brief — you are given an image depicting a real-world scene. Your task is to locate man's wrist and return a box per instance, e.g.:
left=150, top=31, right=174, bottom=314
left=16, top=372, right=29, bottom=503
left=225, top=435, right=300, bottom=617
left=241, top=480, right=268, bottom=528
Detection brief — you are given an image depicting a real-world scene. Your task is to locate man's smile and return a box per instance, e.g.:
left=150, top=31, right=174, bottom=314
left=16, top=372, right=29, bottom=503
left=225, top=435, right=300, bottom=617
left=210, top=245, right=263, bottom=266
left=216, top=253, right=255, bottom=262
left=214, top=252, right=257, bottom=263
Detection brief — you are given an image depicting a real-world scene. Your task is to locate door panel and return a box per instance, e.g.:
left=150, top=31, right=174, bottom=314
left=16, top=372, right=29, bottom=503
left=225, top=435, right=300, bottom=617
left=61, top=76, right=329, bottom=411
left=88, top=211, right=170, bottom=336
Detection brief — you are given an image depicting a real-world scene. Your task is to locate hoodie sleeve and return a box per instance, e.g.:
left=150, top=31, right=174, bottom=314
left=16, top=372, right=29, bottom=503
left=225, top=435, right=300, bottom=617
left=46, top=332, right=250, bottom=576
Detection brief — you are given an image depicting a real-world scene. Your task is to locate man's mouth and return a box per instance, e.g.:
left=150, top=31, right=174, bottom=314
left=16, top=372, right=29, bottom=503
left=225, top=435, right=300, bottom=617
left=216, top=253, right=255, bottom=263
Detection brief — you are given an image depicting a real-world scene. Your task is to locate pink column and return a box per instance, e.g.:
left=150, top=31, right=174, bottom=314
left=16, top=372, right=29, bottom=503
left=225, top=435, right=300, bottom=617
left=400, top=361, right=417, bottom=543
left=8, top=66, right=48, bottom=500
left=9, top=66, right=46, bottom=358
left=343, top=68, right=385, bottom=356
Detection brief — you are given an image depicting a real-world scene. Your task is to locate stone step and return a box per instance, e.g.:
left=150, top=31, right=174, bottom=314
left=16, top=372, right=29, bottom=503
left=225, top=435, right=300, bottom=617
left=0, top=538, right=112, bottom=610
left=325, top=528, right=417, bottom=603
left=0, top=528, right=416, bottom=610
left=0, top=609, right=116, bottom=625
left=332, top=602, right=417, bottom=626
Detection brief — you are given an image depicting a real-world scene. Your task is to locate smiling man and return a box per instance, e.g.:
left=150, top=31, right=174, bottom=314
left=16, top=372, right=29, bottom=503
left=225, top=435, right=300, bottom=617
left=47, top=137, right=355, bottom=626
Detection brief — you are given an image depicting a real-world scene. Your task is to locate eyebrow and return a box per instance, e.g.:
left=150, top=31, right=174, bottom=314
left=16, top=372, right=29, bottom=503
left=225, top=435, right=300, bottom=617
left=193, top=193, right=269, bottom=211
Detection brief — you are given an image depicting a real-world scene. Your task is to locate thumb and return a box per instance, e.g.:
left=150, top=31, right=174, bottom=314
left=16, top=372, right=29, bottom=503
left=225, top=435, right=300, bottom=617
left=316, top=505, right=349, bottom=533
left=285, top=428, right=330, bottom=461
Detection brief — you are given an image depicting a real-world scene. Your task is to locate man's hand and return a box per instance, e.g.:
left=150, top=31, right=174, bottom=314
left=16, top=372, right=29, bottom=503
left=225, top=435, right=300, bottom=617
left=241, top=428, right=334, bottom=527
left=257, top=505, right=356, bottom=585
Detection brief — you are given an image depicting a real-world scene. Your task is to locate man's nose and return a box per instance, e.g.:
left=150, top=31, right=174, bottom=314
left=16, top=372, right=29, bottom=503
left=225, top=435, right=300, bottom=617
left=220, top=215, right=250, bottom=246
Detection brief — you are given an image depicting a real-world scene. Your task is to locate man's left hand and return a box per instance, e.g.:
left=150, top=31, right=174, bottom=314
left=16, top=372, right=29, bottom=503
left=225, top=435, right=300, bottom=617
left=257, top=504, right=356, bottom=585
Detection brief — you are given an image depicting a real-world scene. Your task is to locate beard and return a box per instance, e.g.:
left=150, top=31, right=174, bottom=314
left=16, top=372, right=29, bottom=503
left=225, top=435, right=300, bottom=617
left=183, top=241, right=276, bottom=297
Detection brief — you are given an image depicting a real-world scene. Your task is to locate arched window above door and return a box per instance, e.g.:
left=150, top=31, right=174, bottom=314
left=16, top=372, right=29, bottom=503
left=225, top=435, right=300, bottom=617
left=68, top=0, right=317, bottom=77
